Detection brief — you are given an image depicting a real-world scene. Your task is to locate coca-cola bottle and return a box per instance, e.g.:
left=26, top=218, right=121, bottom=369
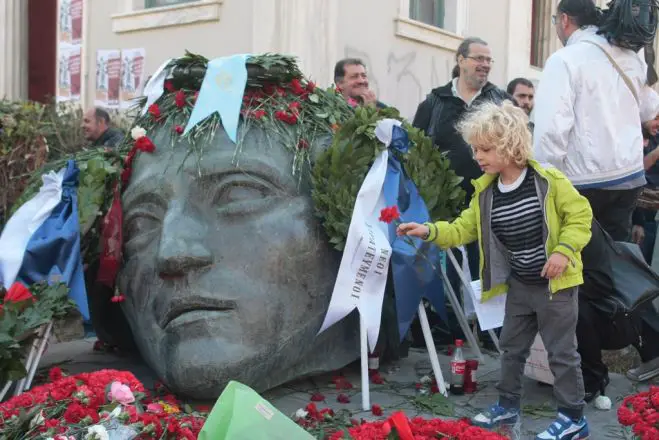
left=450, top=339, right=466, bottom=395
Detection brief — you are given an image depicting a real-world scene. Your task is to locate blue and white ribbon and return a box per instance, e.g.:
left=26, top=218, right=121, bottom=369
left=0, top=161, right=89, bottom=320
left=318, top=119, right=446, bottom=349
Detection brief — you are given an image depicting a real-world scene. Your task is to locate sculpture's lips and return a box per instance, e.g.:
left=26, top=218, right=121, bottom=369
left=162, top=297, right=237, bottom=328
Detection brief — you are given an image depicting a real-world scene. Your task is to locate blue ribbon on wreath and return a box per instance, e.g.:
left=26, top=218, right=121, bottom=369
left=382, top=125, right=447, bottom=340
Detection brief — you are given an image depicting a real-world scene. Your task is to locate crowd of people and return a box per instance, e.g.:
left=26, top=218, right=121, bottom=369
left=83, top=0, right=659, bottom=438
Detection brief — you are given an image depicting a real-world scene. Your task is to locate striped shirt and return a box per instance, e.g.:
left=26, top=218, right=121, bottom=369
left=491, top=167, right=547, bottom=284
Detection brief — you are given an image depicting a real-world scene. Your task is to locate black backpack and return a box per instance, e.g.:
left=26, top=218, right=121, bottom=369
left=581, top=219, right=659, bottom=333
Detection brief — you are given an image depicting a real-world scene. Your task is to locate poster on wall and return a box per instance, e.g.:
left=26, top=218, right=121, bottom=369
left=120, top=48, right=146, bottom=110
left=95, top=50, right=122, bottom=108
left=57, top=0, right=83, bottom=103
left=58, top=0, right=72, bottom=43
left=59, top=0, right=83, bottom=44
left=57, top=43, right=82, bottom=102
left=70, top=0, right=83, bottom=44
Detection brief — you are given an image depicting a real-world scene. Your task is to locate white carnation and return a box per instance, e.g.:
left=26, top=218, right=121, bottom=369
left=131, top=126, right=147, bottom=140
left=594, top=395, right=612, bottom=410
left=85, top=425, right=109, bottom=440
left=294, top=408, right=308, bottom=420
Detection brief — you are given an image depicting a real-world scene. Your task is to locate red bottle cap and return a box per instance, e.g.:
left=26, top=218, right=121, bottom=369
left=455, top=339, right=464, bottom=347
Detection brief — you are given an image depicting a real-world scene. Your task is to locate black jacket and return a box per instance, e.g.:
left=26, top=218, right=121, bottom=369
left=412, top=81, right=512, bottom=201
left=92, top=127, right=125, bottom=149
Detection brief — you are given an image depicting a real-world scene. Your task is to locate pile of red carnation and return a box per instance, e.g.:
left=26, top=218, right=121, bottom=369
left=328, top=411, right=506, bottom=440
left=0, top=368, right=206, bottom=439
left=617, top=386, right=659, bottom=439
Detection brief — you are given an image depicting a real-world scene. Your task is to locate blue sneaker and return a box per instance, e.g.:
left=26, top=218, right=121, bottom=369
left=535, top=413, right=589, bottom=439
left=471, top=404, right=520, bottom=429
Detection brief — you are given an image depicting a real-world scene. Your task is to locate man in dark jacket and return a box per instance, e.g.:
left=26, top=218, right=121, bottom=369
left=82, top=107, right=125, bottom=148
left=413, top=37, right=511, bottom=203
left=410, top=37, right=511, bottom=349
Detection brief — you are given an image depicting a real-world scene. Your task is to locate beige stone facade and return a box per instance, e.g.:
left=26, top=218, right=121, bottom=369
left=0, top=0, right=655, bottom=117
left=0, top=0, right=28, bottom=100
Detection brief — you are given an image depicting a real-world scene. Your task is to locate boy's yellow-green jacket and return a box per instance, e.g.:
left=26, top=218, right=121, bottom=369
left=424, top=159, right=593, bottom=302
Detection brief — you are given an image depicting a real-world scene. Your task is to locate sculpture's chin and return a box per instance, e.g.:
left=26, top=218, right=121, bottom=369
left=161, top=338, right=259, bottom=399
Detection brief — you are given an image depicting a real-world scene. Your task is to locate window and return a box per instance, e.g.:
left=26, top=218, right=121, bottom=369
left=530, top=0, right=552, bottom=67
left=145, top=0, right=197, bottom=8
left=409, top=0, right=445, bottom=28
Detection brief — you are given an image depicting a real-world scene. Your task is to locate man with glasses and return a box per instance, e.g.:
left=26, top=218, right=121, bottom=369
left=411, top=37, right=511, bottom=350
left=413, top=36, right=511, bottom=209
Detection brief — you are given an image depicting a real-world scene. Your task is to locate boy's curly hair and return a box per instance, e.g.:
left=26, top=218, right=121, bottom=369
left=456, top=100, right=532, bottom=168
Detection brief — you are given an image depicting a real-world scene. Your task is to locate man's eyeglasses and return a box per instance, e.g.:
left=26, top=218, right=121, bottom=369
left=466, top=55, right=494, bottom=65
left=551, top=14, right=557, bottom=24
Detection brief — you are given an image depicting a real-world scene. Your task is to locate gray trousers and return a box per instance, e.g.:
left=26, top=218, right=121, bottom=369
left=497, top=277, right=585, bottom=419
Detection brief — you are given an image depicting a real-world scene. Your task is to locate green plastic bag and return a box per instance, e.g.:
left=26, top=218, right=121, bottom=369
left=198, top=381, right=316, bottom=440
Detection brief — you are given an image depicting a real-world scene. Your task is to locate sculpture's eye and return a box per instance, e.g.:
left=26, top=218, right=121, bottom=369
left=210, top=174, right=282, bottom=217
left=124, top=204, right=162, bottom=248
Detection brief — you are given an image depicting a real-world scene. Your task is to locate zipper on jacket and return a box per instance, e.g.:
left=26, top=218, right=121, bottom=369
left=541, top=175, right=552, bottom=299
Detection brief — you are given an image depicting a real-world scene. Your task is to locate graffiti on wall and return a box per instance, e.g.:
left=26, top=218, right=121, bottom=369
left=344, top=46, right=454, bottom=118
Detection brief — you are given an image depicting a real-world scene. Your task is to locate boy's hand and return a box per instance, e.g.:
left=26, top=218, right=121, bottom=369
left=541, top=253, right=569, bottom=279
left=397, top=222, right=430, bottom=239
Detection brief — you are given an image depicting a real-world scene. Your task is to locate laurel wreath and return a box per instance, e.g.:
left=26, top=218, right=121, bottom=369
left=311, top=105, right=466, bottom=251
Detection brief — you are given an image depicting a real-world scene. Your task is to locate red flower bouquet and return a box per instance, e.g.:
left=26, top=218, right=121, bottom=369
left=329, top=412, right=507, bottom=440
left=618, top=386, right=659, bottom=439
left=0, top=369, right=206, bottom=439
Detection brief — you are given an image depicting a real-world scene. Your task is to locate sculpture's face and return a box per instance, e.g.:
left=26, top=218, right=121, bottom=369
left=119, top=126, right=358, bottom=398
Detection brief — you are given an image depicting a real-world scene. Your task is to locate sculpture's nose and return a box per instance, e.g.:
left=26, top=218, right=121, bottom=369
left=156, top=200, right=213, bottom=277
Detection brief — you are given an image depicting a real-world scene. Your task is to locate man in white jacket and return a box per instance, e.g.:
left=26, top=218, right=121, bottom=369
left=534, top=0, right=659, bottom=241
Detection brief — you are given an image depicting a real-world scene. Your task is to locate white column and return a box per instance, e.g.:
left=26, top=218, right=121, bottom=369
left=0, top=0, right=28, bottom=100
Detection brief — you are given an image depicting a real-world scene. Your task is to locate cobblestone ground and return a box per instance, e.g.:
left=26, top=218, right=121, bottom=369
left=37, top=339, right=650, bottom=439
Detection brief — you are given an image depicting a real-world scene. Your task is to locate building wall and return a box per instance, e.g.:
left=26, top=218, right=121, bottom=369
left=67, top=0, right=659, bottom=119
left=83, top=0, right=529, bottom=119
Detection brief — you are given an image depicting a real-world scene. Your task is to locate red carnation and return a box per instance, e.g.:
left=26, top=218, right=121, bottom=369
left=290, top=78, right=305, bottom=95
left=274, top=110, right=298, bottom=125
left=175, top=90, right=186, bottom=109
left=252, top=109, right=266, bottom=120
left=4, top=282, right=34, bottom=304
left=371, top=404, right=383, bottom=416
left=111, top=294, right=126, bottom=303
left=48, top=367, right=63, bottom=382
left=174, top=125, right=184, bottom=134
left=148, top=104, right=161, bottom=120
left=297, top=139, right=309, bottom=150
left=337, top=393, right=351, bottom=404
left=310, top=392, right=325, bottom=402
left=333, top=375, right=353, bottom=390
left=135, top=136, right=156, bottom=153
left=370, top=372, right=385, bottom=385
left=288, top=101, right=301, bottom=115
left=164, top=80, right=175, bottom=92
left=263, top=83, right=275, bottom=95
left=307, top=81, right=316, bottom=92
left=379, top=206, right=401, bottom=224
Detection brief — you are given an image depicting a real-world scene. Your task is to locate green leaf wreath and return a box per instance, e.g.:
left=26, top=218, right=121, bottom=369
left=10, top=51, right=466, bottom=266
left=311, top=105, right=466, bottom=251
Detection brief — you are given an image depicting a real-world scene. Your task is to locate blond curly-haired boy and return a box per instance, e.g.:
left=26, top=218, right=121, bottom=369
left=398, top=101, right=593, bottom=440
